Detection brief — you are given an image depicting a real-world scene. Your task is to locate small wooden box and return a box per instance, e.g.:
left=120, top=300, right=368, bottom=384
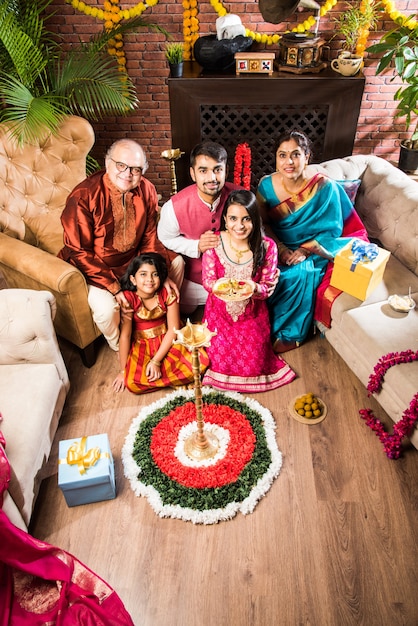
left=235, top=52, right=275, bottom=76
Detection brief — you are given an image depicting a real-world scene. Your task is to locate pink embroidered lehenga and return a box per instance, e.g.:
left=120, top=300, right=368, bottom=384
left=0, top=430, right=134, bottom=625
left=201, top=237, right=296, bottom=393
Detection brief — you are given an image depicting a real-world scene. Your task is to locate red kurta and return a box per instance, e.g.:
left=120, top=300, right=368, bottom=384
left=59, top=171, right=171, bottom=295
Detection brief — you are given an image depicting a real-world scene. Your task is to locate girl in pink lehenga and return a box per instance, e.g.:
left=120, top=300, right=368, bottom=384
left=201, top=189, right=296, bottom=393
left=0, top=428, right=134, bottom=625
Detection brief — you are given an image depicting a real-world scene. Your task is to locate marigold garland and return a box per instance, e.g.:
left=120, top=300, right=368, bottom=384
left=234, top=142, right=252, bottom=190
left=182, top=0, right=199, bottom=61
left=67, top=0, right=418, bottom=64
left=359, top=350, right=418, bottom=459
left=355, top=0, right=373, bottom=56
left=380, top=0, right=417, bottom=29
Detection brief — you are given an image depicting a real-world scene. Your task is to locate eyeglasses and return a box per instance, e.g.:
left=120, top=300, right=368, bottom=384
left=110, top=158, right=143, bottom=176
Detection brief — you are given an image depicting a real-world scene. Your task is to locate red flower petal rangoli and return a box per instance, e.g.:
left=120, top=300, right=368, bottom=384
left=150, top=402, right=255, bottom=488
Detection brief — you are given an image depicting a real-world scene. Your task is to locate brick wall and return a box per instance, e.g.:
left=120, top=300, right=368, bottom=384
left=49, top=0, right=416, bottom=201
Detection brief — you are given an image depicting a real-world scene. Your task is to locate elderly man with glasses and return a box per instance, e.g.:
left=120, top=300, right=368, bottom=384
left=59, top=139, right=183, bottom=352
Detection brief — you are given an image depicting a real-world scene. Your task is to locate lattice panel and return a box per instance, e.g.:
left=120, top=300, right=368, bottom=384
left=200, top=105, right=329, bottom=193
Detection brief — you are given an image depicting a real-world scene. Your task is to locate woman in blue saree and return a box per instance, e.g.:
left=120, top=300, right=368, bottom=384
left=256, top=130, right=368, bottom=353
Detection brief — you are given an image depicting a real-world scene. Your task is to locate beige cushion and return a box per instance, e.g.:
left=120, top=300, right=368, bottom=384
left=310, top=155, right=418, bottom=278
left=326, top=296, right=418, bottom=445
left=0, top=289, right=69, bottom=524
left=0, top=363, right=67, bottom=525
left=23, top=211, right=64, bottom=255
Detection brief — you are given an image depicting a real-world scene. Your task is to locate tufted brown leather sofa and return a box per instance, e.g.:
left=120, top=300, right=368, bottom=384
left=0, top=116, right=101, bottom=366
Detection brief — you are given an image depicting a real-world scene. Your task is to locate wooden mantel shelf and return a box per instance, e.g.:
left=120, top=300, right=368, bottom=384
left=168, top=61, right=365, bottom=190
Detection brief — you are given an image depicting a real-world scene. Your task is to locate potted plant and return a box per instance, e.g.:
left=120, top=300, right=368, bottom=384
left=367, top=17, right=418, bottom=173
left=0, top=0, right=162, bottom=145
left=331, top=0, right=380, bottom=75
left=164, top=42, right=184, bottom=77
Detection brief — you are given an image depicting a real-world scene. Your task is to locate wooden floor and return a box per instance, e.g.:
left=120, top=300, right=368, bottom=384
left=30, top=333, right=418, bottom=626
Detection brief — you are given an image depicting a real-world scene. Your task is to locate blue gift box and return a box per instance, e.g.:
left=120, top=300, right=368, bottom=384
left=58, top=434, right=116, bottom=507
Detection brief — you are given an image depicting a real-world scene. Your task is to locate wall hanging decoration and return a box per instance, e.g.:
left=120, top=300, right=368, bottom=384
left=233, top=143, right=252, bottom=190
left=67, top=0, right=418, bottom=68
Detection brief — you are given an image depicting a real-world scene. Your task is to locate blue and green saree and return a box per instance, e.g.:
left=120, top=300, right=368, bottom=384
left=257, top=172, right=368, bottom=345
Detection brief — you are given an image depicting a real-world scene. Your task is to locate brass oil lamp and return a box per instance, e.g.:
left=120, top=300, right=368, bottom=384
left=173, top=320, right=218, bottom=461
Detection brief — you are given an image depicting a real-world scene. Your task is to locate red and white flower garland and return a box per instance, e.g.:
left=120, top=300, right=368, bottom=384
left=359, top=350, right=418, bottom=459
left=233, top=143, right=252, bottom=190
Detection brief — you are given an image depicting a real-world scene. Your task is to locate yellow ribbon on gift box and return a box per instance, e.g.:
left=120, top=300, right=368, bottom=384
left=59, top=436, right=109, bottom=475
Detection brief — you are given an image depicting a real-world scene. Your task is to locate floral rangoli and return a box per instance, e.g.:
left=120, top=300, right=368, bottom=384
left=122, top=388, right=282, bottom=524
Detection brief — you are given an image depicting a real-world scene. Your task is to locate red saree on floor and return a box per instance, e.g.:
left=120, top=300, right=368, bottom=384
left=0, top=432, right=134, bottom=626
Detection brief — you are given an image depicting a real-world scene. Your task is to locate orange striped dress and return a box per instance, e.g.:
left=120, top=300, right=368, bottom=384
left=123, top=288, right=208, bottom=394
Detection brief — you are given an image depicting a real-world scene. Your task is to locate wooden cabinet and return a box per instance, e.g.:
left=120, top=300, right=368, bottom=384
left=168, top=61, right=365, bottom=191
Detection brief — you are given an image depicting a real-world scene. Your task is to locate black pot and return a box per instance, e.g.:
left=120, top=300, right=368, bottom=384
left=193, top=35, right=253, bottom=72
left=169, top=62, right=183, bottom=78
left=398, top=143, right=418, bottom=175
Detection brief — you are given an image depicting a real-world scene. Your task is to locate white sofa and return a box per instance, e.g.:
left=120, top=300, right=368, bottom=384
left=0, top=289, right=70, bottom=529
left=311, top=155, right=418, bottom=450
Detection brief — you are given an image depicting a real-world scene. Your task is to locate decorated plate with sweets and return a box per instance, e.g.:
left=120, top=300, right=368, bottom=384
left=289, top=393, right=327, bottom=425
left=213, top=278, right=255, bottom=302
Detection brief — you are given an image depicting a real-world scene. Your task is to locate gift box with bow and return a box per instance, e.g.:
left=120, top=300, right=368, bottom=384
left=58, top=434, right=116, bottom=507
left=330, top=240, right=390, bottom=301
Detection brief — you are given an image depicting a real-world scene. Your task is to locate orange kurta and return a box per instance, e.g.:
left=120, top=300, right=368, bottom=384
left=58, top=171, right=171, bottom=295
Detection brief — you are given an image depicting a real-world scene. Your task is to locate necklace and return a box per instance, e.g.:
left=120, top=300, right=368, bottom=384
left=141, top=292, right=158, bottom=310
left=282, top=176, right=307, bottom=202
left=228, top=233, right=251, bottom=262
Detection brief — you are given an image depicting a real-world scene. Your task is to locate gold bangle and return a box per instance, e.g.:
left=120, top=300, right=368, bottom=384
left=150, top=359, right=161, bottom=367
left=120, top=369, right=125, bottom=374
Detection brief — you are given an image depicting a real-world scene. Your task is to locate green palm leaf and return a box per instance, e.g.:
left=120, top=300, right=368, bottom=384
left=51, top=49, right=138, bottom=118
left=0, top=75, right=67, bottom=143
left=0, top=3, right=49, bottom=85
left=0, top=0, right=163, bottom=144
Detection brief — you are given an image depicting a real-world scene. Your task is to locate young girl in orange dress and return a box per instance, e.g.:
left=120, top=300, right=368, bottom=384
left=201, top=189, right=296, bottom=393
left=112, top=253, right=208, bottom=394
